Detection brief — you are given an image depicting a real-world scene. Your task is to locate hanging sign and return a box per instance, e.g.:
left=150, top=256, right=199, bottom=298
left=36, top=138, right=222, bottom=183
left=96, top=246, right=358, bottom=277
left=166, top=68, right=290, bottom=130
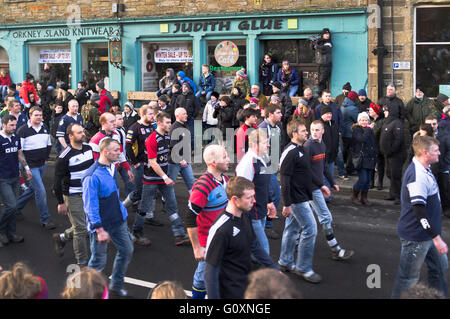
left=214, top=41, right=239, bottom=67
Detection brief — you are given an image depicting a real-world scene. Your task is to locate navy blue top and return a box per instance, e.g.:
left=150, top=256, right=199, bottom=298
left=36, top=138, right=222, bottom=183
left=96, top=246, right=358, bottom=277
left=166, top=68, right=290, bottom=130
left=56, top=113, right=83, bottom=144
left=0, top=132, right=21, bottom=179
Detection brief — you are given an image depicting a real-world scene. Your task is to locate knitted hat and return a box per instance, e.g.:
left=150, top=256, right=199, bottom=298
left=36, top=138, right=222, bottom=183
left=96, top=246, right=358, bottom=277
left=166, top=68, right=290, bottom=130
left=272, top=81, right=282, bottom=90
left=96, top=80, right=105, bottom=90
left=357, top=111, right=370, bottom=122
left=124, top=101, right=134, bottom=110
left=437, top=93, right=449, bottom=103
left=369, top=102, right=382, bottom=115
left=158, top=95, right=168, bottom=103
left=298, top=98, right=308, bottom=106
left=342, top=82, right=352, bottom=91
left=236, top=68, right=247, bottom=78
left=211, top=91, right=220, bottom=99
left=321, top=105, right=333, bottom=116
left=347, top=91, right=358, bottom=102
left=249, top=97, right=259, bottom=104
left=57, top=81, right=68, bottom=91
left=358, top=89, right=367, bottom=97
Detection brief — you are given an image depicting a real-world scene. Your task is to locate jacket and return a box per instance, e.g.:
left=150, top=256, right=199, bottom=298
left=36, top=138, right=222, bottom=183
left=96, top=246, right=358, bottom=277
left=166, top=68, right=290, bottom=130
left=202, top=100, right=219, bottom=126
left=320, top=118, right=339, bottom=163
left=246, top=92, right=269, bottom=110
left=314, top=102, right=343, bottom=134
left=380, top=105, right=406, bottom=158
left=314, top=38, right=333, bottom=66
left=40, top=68, right=57, bottom=88
left=75, top=88, right=91, bottom=108
left=0, top=74, right=12, bottom=86
left=159, top=68, right=176, bottom=90
left=19, top=81, right=39, bottom=106
left=213, top=103, right=236, bottom=136
left=82, top=161, right=128, bottom=233
left=274, top=91, right=293, bottom=124
left=277, top=67, right=300, bottom=87
left=232, top=77, right=250, bottom=97
left=351, top=124, right=378, bottom=170
left=123, top=109, right=139, bottom=131
left=405, top=96, right=439, bottom=133
left=177, top=71, right=197, bottom=94
left=437, top=129, right=450, bottom=173
left=357, top=98, right=372, bottom=113
left=179, top=86, right=200, bottom=120
left=198, top=73, right=216, bottom=94
left=377, top=95, right=406, bottom=120
left=97, top=89, right=113, bottom=114
left=259, top=60, right=278, bottom=86
left=340, top=97, right=359, bottom=138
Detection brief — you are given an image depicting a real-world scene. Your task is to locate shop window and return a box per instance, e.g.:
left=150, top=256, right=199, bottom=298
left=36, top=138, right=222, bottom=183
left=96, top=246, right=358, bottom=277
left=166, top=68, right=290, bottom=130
left=141, top=41, right=193, bottom=92
left=262, top=39, right=319, bottom=94
left=416, top=6, right=450, bottom=97
left=207, top=39, right=246, bottom=94
left=81, top=43, right=109, bottom=90
left=28, top=44, right=71, bottom=86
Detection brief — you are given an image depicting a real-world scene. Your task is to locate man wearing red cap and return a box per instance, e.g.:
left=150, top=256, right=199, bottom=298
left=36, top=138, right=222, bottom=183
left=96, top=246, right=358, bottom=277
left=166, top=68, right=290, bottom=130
left=369, top=103, right=385, bottom=190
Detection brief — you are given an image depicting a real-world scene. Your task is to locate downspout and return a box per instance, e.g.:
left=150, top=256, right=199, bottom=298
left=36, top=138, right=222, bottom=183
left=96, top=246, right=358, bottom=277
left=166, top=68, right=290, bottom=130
left=391, top=1, right=394, bottom=85
left=372, top=0, right=388, bottom=100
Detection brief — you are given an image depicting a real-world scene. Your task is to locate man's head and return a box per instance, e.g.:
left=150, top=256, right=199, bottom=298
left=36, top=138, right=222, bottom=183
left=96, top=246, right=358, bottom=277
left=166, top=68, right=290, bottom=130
left=8, top=100, right=21, bottom=114
left=415, top=88, right=424, bottom=100
left=250, top=85, right=260, bottom=96
left=303, top=88, right=313, bottom=101
left=425, top=115, right=438, bottom=132
left=99, top=138, right=121, bottom=164
left=248, top=129, right=269, bottom=157
left=321, top=105, right=333, bottom=122
left=182, top=83, right=191, bottom=93
left=412, top=135, right=440, bottom=165
left=203, top=144, right=230, bottom=173
left=68, top=99, right=79, bottom=115
left=78, top=81, right=87, bottom=89
left=310, top=120, right=324, bottom=140
left=29, top=106, right=43, bottom=126
left=386, top=84, right=396, bottom=97
left=95, top=80, right=105, bottom=93
left=265, top=103, right=282, bottom=123
left=281, top=60, right=290, bottom=70
left=174, top=107, right=188, bottom=123
left=139, top=104, right=156, bottom=124
left=358, top=89, right=367, bottom=102
left=67, top=123, right=85, bottom=144
left=226, top=176, right=256, bottom=212
left=156, top=112, right=172, bottom=134
left=271, top=81, right=282, bottom=93
left=243, top=108, right=259, bottom=126
left=115, top=111, right=124, bottom=129
left=321, top=90, right=332, bottom=104
left=2, top=115, right=17, bottom=135
left=201, top=64, right=209, bottom=74
left=342, top=82, right=351, bottom=95
left=244, top=268, right=302, bottom=299
left=287, top=119, right=308, bottom=144
left=172, top=84, right=180, bottom=94
left=436, top=94, right=449, bottom=106
left=99, top=112, right=116, bottom=133
left=158, top=95, right=167, bottom=107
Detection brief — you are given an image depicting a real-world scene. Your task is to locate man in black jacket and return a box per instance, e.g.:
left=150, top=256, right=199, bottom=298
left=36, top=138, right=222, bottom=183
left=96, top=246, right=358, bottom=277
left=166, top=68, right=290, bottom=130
left=272, top=81, right=293, bottom=148
left=314, top=28, right=333, bottom=94
left=180, top=82, right=200, bottom=150
left=380, top=104, right=406, bottom=205
left=377, top=84, right=405, bottom=121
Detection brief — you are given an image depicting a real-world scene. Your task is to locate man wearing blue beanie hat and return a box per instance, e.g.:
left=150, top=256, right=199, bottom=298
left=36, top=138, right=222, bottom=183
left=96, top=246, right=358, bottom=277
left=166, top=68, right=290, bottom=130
left=357, top=88, right=373, bottom=113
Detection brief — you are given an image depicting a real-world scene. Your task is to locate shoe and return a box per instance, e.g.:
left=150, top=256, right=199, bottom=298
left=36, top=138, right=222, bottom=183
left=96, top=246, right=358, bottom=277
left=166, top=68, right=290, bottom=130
left=338, top=175, right=349, bottom=181
left=278, top=263, right=294, bottom=273
left=174, top=233, right=190, bottom=246
left=0, top=233, right=9, bottom=245
left=144, top=217, right=164, bottom=226
left=360, top=190, right=371, bottom=206
left=132, top=231, right=152, bottom=246
left=292, top=269, right=322, bottom=284
left=7, top=234, right=24, bottom=243
left=52, top=233, right=65, bottom=257
left=122, top=195, right=138, bottom=210
left=376, top=185, right=383, bottom=191
left=332, top=249, right=354, bottom=261
left=265, top=228, right=280, bottom=240
left=41, top=221, right=56, bottom=230
left=384, top=196, right=395, bottom=201
left=109, top=288, right=128, bottom=298
left=351, top=188, right=361, bottom=205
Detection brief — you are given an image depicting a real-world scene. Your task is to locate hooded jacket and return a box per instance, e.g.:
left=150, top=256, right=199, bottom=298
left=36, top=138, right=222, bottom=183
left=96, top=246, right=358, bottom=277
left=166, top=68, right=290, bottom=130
left=179, top=83, right=200, bottom=120
left=377, top=94, right=405, bottom=121
left=177, top=71, right=197, bottom=94
left=277, top=67, right=300, bottom=87
left=341, top=97, right=359, bottom=138
left=159, top=68, right=176, bottom=90
left=198, top=72, right=216, bottom=94
left=380, top=104, right=406, bottom=158
left=314, top=30, right=333, bottom=66
left=405, top=96, right=438, bottom=133
left=20, top=80, right=39, bottom=106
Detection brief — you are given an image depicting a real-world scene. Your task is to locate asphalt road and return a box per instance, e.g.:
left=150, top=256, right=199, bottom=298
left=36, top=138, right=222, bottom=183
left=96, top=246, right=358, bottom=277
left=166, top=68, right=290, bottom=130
left=1, top=161, right=449, bottom=300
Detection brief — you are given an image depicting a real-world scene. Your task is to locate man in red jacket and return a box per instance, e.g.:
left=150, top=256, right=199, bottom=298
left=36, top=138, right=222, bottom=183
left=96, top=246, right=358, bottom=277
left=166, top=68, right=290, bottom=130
left=95, top=80, right=112, bottom=114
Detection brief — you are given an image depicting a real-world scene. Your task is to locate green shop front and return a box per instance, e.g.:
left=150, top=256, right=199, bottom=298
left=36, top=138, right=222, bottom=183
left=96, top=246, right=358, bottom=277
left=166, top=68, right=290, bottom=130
left=0, top=10, right=368, bottom=104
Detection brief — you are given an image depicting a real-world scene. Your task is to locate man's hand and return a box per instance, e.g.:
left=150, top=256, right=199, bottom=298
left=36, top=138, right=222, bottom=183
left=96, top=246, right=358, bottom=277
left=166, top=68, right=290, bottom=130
left=282, top=206, right=292, bottom=218
left=57, top=203, right=68, bottom=215
left=320, top=185, right=331, bottom=198
left=193, top=246, right=206, bottom=261
left=433, top=235, right=448, bottom=255
left=164, top=177, right=175, bottom=186
left=267, top=202, right=277, bottom=218
left=332, top=184, right=340, bottom=192
left=133, top=163, right=141, bottom=169
left=127, top=169, right=134, bottom=182
left=24, top=169, right=32, bottom=181
left=180, top=160, right=188, bottom=168
left=96, top=228, right=110, bottom=243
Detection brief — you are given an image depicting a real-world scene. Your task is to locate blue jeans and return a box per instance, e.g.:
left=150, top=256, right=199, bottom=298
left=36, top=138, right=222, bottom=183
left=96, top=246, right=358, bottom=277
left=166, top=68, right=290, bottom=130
left=354, top=168, right=372, bottom=192
left=252, top=217, right=269, bottom=255
left=88, top=220, right=134, bottom=292
left=287, top=85, right=299, bottom=97
left=168, top=163, right=195, bottom=193
left=336, top=143, right=346, bottom=176
left=17, top=165, right=51, bottom=224
left=193, top=260, right=206, bottom=291
left=129, top=164, right=145, bottom=203
left=195, top=91, right=213, bottom=105
left=0, top=177, right=20, bottom=236
left=118, top=166, right=135, bottom=197
left=266, top=174, right=281, bottom=229
left=278, top=201, right=317, bottom=273
left=391, top=238, right=448, bottom=299
left=156, top=88, right=172, bottom=98
left=0, top=85, right=7, bottom=101
left=323, top=161, right=334, bottom=201
left=309, top=189, right=333, bottom=229
left=135, top=183, right=185, bottom=236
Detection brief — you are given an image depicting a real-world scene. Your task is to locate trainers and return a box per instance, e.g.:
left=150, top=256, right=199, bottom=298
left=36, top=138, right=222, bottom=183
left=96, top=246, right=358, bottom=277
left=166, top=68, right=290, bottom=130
left=278, top=263, right=295, bottom=273
left=0, top=233, right=9, bottom=245
left=265, top=228, right=280, bottom=240
left=144, top=217, right=164, bottom=226
left=132, top=231, right=152, bottom=246
left=109, top=288, right=128, bottom=298
left=52, top=233, right=65, bottom=257
left=338, top=175, right=349, bottom=181
left=41, top=221, right=56, bottom=230
left=332, top=249, right=354, bottom=261
left=7, top=234, right=24, bottom=243
left=292, top=269, right=322, bottom=284
left=174, top=233, right=190, bottom=246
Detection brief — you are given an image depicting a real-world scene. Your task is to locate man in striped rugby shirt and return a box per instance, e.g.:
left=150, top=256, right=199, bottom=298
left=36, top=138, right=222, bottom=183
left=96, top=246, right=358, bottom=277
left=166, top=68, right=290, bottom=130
left=52, top=123, right=94, bottom=266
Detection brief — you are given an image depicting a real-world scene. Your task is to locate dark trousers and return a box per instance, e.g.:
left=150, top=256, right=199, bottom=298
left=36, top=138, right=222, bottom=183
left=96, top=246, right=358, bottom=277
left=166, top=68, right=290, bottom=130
left=342, top=137, right=355, bottom=174
left=371, top=153, right=385, bottom=187
left=437, top=172, right=449, bottom=211
left=318, top=65, right=331, bottom=92
left=386, top=154, right=406, bottom=200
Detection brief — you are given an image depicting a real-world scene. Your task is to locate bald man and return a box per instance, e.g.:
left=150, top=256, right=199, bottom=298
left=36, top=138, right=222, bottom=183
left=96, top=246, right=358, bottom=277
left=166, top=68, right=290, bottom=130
left=168, top=107, right=195, bottom=192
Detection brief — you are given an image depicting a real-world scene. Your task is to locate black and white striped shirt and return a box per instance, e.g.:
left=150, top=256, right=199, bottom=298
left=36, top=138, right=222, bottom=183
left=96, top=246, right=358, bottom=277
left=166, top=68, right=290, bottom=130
left=16, top=121, right=52, bottom=168
left=53, top=143, right=94, bottom=204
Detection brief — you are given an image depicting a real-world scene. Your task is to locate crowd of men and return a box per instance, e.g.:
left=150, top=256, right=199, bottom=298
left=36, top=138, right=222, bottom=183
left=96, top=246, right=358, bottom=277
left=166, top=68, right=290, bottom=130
left=0, top=71, right=449, bottom=299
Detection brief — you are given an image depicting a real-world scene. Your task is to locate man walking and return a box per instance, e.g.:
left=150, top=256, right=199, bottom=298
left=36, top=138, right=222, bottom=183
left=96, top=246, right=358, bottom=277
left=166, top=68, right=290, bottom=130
left=83, top=138, right=134, bottom=297
left=392, top=135, right=448, bottom=298
left=52, top=123, right=94, bottom=266
left=56, top=99, right=83, bottom=150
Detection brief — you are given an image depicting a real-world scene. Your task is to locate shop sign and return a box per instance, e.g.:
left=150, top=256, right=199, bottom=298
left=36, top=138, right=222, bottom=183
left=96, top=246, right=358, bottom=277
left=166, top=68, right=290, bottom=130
left=393, top=61, right=410, bottom=70
left=11, top=26, right=121, bottom=39
left=214, top=41, right=239, bottom=67
left=38, top=49, right=71, bottom=64
left=154, top=46, right=193, bottom=63
left=172, top=18, right=283, bottom=33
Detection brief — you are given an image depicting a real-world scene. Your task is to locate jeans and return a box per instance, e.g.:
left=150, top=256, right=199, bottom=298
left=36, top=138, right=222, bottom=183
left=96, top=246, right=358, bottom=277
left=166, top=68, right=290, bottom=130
left=118, top=166, right=135, bottom=197
left=193, top=260, right=206, bottom=291
left=135, top=183, right=185, bottom=236
left=391, top=238, right=448, bottom=299
left=0, top=85, right=7, bottom=102
left=252, top=217, right=269, bottom=255
left=309, top=189, right=333, bottom=229
left=336, top=143, right=346, bottom=176
left=88, top=220, right=134, bottom=292
left=266, top=174, right=281, bottom=229
left=129, top=164, right=145, bottom=203
left=354, top=168, right=372, bottom=192
left=195, top=91, right=213, bottom=105
left=279, top=201, right=317, bottom=273
left=17, top=164, right=51, bottom=224
left=63, top=194, right=89, bottom=265
left=156, top=88, right=172, bottom=98
left=286, top=85, right=299, bottom=97
left=186, top=118, right=195, bottom=151
left=167, top=163, right=195, bottom=193
left=323, top=161, right=334, bottom=201
left=0, top=177, right=20, bottom=236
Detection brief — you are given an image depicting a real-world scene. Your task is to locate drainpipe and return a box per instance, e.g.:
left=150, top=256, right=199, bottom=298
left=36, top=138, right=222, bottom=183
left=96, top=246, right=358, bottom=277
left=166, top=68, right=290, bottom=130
left=371, top=0, right=388, bottom=100
left=391, top=1, right=394, bottom=85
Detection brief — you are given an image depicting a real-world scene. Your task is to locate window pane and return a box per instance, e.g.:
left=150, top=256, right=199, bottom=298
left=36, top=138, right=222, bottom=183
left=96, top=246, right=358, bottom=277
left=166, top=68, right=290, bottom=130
left=416, top=44, right=450, bottom=97
left=264, top=40, right=298, bottom=64
left=81, top=43, right=109, bottom=90
left=416, top=7, right=450, bottom=42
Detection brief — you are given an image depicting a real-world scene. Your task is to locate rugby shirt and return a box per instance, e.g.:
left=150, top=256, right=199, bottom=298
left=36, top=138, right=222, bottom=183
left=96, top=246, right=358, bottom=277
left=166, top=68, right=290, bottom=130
left=53, top=143, right=95, bottom=204
left=187, top=172, right=229, bottom=247
left=0, top=132, right=21, bottom=179
left=56, top=113, right=83, bottom=144
left=16, top=121, right=52, bottom=168
left=125, top=121, right=154, bottom=165
left=143, top=130, right=170, bottom=184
